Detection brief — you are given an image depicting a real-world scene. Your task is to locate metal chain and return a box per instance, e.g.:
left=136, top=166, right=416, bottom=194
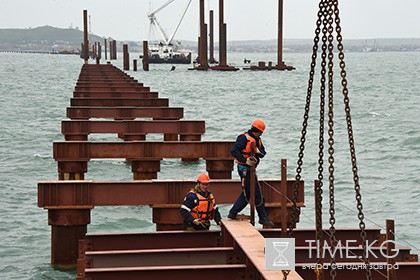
left=316, top=0, right=328, bottom=273
left=332, top=0, right=372, bottom=278
left=288, top=0, right=326, bottom=239
left=325, top=1, right=338, bottom=279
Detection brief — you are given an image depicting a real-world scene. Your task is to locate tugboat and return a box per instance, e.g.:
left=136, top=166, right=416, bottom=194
left=147, top=0, right=192, bottom=64
left=148, top=42, right=191, bottom=64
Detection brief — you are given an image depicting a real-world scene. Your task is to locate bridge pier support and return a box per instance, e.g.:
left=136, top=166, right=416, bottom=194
left=48, top=208, right=91, bottom=269
left=131, top=159, right=161, bottom=180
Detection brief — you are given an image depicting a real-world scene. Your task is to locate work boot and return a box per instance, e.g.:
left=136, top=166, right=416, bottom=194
left=228, top=212, right=237, bottom=219
left=258, top=218, right=274, bottom=227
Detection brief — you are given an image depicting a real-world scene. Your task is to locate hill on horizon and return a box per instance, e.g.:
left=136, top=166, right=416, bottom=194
left=1, top=25, right=419, bottom=53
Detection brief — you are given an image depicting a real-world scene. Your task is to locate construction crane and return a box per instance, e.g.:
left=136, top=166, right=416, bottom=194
left=147, top=0, right=192, bottom=45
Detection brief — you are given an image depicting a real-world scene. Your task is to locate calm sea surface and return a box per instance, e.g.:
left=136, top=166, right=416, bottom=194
left=0, top=50, right=419, bottom=279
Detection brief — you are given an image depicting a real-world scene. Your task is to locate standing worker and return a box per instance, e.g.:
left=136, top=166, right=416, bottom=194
left=180, top=173, right=222, bottom=230
left=228, top=119, right=274, bottom=227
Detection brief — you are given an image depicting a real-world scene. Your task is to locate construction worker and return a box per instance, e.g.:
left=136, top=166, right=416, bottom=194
left=228, top=119, right=274, bottom=227
left=180, top=173, right=222, bottom=230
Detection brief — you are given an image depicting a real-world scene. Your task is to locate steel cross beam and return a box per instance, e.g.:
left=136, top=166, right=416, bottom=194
left=73, top=91, right=159, bottom=98
left=53, top=141, right=234, bottom=160
left=66, top=107, right=183, bottom=120
left=78, top=228, right=382, bottom=252
left=61, top=120, right=205, bottom=136
left=70, top=98, right=170, bottom=107
left=37, top=179, right=305, bottom=207
left=74, top=87, right=151, bottom=93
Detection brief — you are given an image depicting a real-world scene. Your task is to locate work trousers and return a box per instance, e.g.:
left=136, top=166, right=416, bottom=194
left=229, top=165, right=268, bottom=220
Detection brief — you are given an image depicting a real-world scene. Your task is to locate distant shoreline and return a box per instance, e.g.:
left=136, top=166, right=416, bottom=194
left=1, top=26, right=419, bottom=53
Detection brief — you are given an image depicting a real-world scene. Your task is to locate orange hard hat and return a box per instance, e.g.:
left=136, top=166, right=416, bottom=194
left=197, top=173, right=210, bottom=184
left=251, top=119, right=266, bottom=132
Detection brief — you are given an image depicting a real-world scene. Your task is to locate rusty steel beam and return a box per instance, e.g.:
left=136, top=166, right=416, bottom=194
left=76, top=79, right=142, bottom=85
left=84, top=245, right=412, bottom=267
left=38, top=179, right=304, bottom=207
left=74, top=86, right=149, bottom=92
left=66, top=107, right=183, bottom=120
left=73, top=92, right=159, bottom=99
left=74, top=87, right=152, bottom=93
left=221, top=220, right=303, bottom=279
left=80, top=228, right=382, bottom=252
left=77, top=77, right=136, bottom=82
left=76, top=81, right=144, bottom=87
left=83, top=231, right=222, bottom=251
left=61, top=120, right=205, bottom=136
left=53, top=141, right=233, bottom=160
left=82, top=264, right=247, bottom=280
left=70, top=98, right=169, bottom=107
left=85, top=247, right=234, bottom=268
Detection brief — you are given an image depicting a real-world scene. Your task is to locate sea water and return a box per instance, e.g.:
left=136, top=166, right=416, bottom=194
left=0, top=50, right=419, bottom=279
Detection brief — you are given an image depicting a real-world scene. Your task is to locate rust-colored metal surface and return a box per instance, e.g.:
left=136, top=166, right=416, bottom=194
left=38, top=62, right=420, bottom=279
left=70, top=97, right=169, bottom=107
left=142, top=40, right=149, bottom=71
left=53, top=141, right=234, bottom=160
left=85, top=247, right=235, bottom=267
left=73, top=91, right=159, bottom=99
left=38, top=179, right=304, bottom=207
left=123, top=44, right=129, bottom=70
left=82, top=228, right=380, bottom=251
left=81, top=264, right=247, bottom=280
left=61, top=120, right=205, bottom=138
left=66, top=107, right=184, bottom=120
left=84, top=231, right=222, bottom=251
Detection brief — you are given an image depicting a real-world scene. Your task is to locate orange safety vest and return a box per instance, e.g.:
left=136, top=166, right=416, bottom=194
left=235, top=132, right=262, bottom=165
left=189, top=190, right=216, bottom=221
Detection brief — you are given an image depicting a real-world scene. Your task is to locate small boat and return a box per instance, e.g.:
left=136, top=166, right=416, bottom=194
left=148, top=42, right=191, bottom=64
left=147, top=0, right=193, bottom=64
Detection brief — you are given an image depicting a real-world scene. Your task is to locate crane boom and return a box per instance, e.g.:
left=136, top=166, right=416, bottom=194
left=147, top=0, right=192, bottom=45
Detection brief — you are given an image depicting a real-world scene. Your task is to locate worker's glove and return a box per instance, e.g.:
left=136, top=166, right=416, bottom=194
left=246, top=157, right=257, bottom=166
left=192, top=218, right=202, bottom=225
left=215, top=219, right=221, bottom=225
left=255, top=147, right=261, bottom=154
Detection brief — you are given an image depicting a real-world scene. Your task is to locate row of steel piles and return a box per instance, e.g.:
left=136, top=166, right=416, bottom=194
left=194, top=0, right=238, bottom=71
left=81, top=10, right=117, bottom=64
left=38, top=63, right=306, bottom=270
left=195, top=0, right=294, bottom=71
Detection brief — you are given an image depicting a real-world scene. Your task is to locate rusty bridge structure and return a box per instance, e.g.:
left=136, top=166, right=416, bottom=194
left=36, top=63, right=420, bottom=279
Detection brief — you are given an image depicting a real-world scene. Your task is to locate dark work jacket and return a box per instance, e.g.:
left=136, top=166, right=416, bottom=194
left=180, top=188, right=222, bottom=230
left=231, top=129, right=266, bottom=166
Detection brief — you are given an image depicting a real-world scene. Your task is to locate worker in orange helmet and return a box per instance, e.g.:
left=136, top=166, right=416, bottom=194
left=180, top=173, right=222, bottom=230
left=228, top=119, right=274, bottom=227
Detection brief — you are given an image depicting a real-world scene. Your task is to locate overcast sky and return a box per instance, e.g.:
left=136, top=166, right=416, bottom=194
left=1, top=0, right=419, bottom=41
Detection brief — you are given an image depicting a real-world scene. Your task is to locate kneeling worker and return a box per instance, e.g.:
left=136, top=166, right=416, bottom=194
left=180, top=173, right=222, bottom=230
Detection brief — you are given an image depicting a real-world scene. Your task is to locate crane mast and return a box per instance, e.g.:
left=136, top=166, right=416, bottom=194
left=147, top=0, right=192, bottom=45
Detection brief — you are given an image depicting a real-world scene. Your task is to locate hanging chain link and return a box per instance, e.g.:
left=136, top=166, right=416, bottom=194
left=325, top=1, right=338, bottom=279
left=316, top=0, right=328, bottom=274
left=288, top=0, right=326, bottom=239
left=289, top=0, right=371, bottom=278
left=332, top=0, right=372, bottom=279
